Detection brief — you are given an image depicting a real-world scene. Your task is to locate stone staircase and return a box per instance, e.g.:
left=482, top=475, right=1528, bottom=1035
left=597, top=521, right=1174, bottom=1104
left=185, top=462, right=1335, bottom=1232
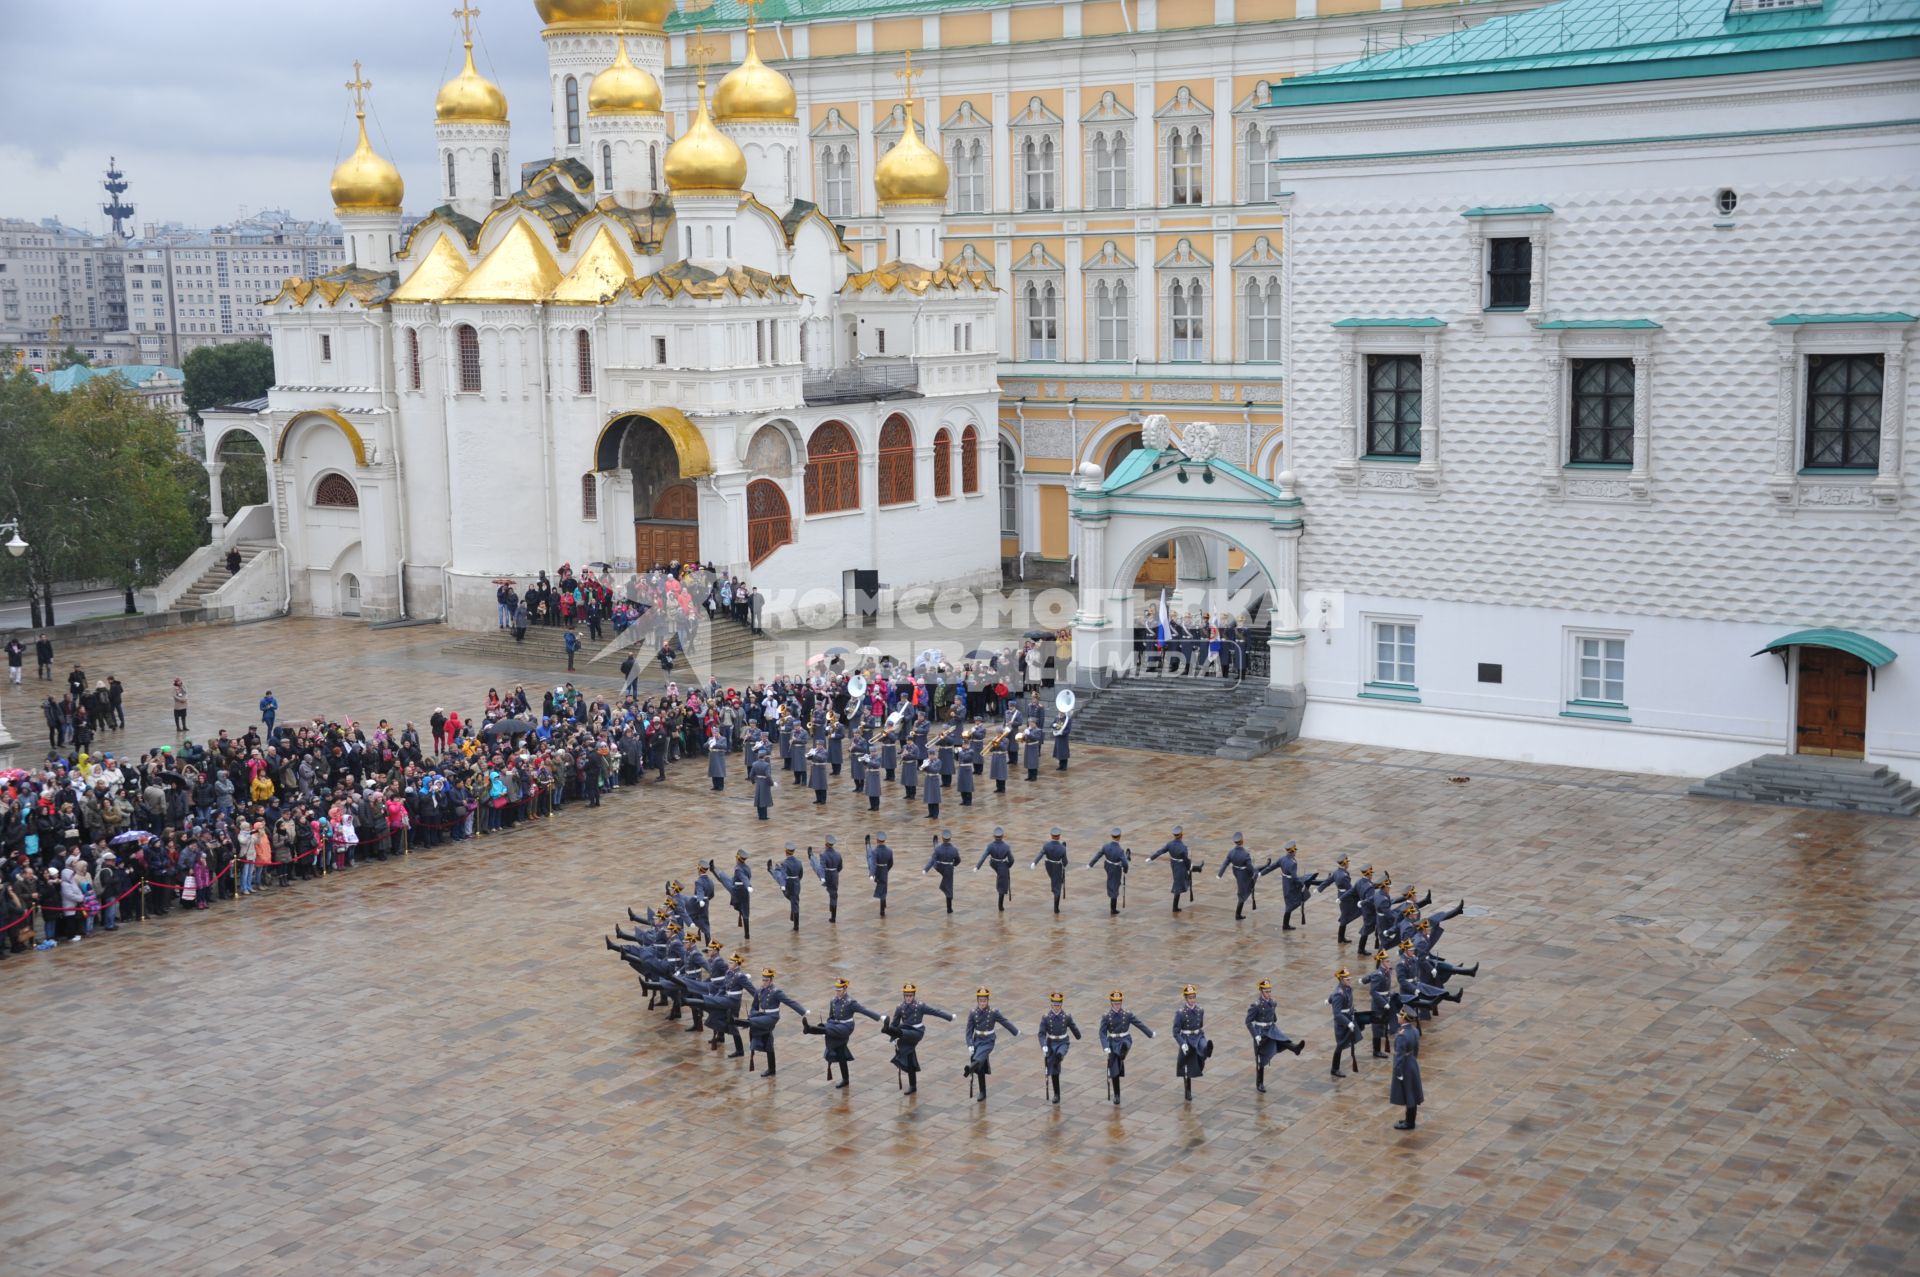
left=1067, top=677, right=1297, bottom=760
left=170, top=542, right=272, bottom=611
left=442, top=611, right=764, bottom=679
left=1689, top=753, right=1919, bottom=817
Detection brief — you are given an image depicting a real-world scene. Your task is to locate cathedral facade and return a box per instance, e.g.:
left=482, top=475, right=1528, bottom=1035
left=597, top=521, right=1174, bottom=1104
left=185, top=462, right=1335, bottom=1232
left=234, top=0, right=999, bottom=628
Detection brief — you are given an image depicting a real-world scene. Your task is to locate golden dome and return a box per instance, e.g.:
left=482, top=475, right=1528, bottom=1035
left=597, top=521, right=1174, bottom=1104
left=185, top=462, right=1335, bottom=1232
left=714, top=29, right=796, bottom=122
left=436, top=43, right=508, bottom=124
left=874, top=104, right=948, bottom=206
left=664, top=78, right=746, bottom=194
left=331, top=112, right=404, bottom=214
left=535, top=0, right=670, bottom=31
left=588, top=35, right=662, bottom=115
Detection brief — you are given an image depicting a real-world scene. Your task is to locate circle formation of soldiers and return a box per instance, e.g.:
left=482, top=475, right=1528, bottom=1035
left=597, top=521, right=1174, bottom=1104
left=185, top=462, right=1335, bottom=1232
left=607, top=826, right=1479, bottom=1127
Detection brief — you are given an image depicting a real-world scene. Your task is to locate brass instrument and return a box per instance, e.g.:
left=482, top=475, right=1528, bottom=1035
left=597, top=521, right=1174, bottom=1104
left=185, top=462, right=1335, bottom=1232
left=988, top=726, right=1011, bottom=751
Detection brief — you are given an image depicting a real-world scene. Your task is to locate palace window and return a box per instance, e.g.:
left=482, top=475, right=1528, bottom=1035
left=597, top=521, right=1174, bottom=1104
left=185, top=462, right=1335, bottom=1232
left=1243, top=123, right=1275, bottom=203
left=575, top=328, right=593, bottom=395
left=406, top=327, right=422, bottom=391
left=748, top=478, right=793, bottom=565
left=1243, top=277, right=1281, bottom=362
left=1372, top=621, right=1416, bottom=686
left=998, top=441, right=1018, bottom=535
left=318, top=333, right=331, bottom=362
left=565, top=77, right=581, bottom=144
left=446, top=152, right=457, bottom=199
left=492, top=151, right=503, bottom=197
left=933, top=428, right=953, bottom=498
left=804, top=421, right=860, bottom=515
left=1025, top=282, right=1059, bottom=360
left=1094, top=279, right=1130, bottom=362
left=1168, top=279, right=1205, bottom=361
left=1569, top=358, right=1634, bottom=465
left=1021, top=136, right=1056, bottom=212
left=1804, top=353, right=1883, bottom=470
left=313, top=473, right=359, bottom=508
left=456, top=323, right=481, bottom=392
left=877, top=415, right=914, bottom=505
left=580, top=472, right=598, bottom=520
left=961, top=425, right=980, bottom=494
left=1571, top=633, right=1628, bottom=712
left=602, top=144, right=613, bottom=192
left=1169, top=127, right=1204, bottom=205
left=951, top=138, right=986, bottom=213
left=1487, top=237, right=1532, bottom=310
left=1090, top=131, right=1128, bottom=209
left=1365, top=354, right=1421, bottom=458
left=819, top=145, right=854, bottom=218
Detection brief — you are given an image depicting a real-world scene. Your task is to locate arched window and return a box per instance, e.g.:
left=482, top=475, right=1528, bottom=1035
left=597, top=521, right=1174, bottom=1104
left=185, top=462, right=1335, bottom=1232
left=649, top=144, right=659, bottom=191
left=820, top=145, right=853, bottom=218
left=1171, top=126, right=1204, bottom=204
left=1022, top=137, right=1056, bottom=211
left=961, top=425, right=980, bottom=494
left=950, top=139, right=984, bottom=213
left=998, top=441, right=1018, bottom=535
left=877, top=415, right=914, bottom=505
left=1244, top=277, right=1281, bottom=361
left=602, top=143, right=613, bottom=191
left=456, top=324, right=481, bottom=392
left=1092, top=132, right=1128, bottom=209
left=933, top=428, right=953, bottom=498
left=1025, top=282, right=1058, bottom=360
left=492, top=151, right=503, bottom=198
left=747, top=478, right=793, bottom=565
left=575, top=328, right=593, bottom=393
left=446, top=151, right=457, bottom=198
left=1244, top=123, right=1272, bottom=203
left=406, top=327, right=422, bottom=391
left=1094, top=279, right=1130, bottom=361
left=565, top=76, right=581, bottom=144
left=580, top=472, right=599, bottom=520
left=804, top=421, right=859, bottom=515
left=1170, top=280, right=1205, bottom=361
left=313, top=473, right=360, bottom=508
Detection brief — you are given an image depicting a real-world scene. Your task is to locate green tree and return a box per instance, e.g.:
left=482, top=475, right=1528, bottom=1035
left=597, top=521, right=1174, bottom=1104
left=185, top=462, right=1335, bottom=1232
left=182, top=340, right=274, bottom=424
left=0, top=370, right=205, bottom=624
left=53, top=344, right=91, bottom=370
left=216, top=433, right=270, bottom=512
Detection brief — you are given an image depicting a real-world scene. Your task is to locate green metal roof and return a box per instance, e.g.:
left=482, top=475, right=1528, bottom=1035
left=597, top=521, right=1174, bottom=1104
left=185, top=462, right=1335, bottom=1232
left=1099, top=446, right=1287, bottom=499
left=1265, top=0, right=1920, bottom=108
left=33, top=363, right=183, bottom=393
left=1535, top=318, right=1664, bottom=329
left=1331, top=317, right=1448, bottom=328
left=1754, top=628, right=1898, bottom=668
left=1769, top=311, right=1917, bottom=325
left=666, top=0, right=991, bottom=31
left=1462, top=204, right=1554, bottom=216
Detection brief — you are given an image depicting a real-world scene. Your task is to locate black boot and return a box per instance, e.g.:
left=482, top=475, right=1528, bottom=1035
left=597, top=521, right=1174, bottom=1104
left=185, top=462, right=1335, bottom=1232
left=1338, top=924, right=1350, bottom=944
left=1256, top=1065, right=1266, bottom=1094
left=1111, top=1078, right=1121, bottom=1106
left=1235, top=905, right=1245, bottom=921
left=836, top=1062, right=850, bottom=1089
left=728, top=1031, right=745, bottom=1058
left=945, top=897, right=953, bottom=914
left=998, top=894, right=1005, bottom=912
left=1172, top=900, right=1181, bottom=913
left=762, top=1045, right=777, bottom=1077
left=1445, top=988, right=1464, bottom=1003
left=1291, top=1039, right=1306, bottom=1056
left=801, top=1018, right=822, bottom=1035
left=1331, top=1048, right=1344, bottom=1077
left=1109, top=899, right=1118, bottom=916
left=977, top=1074, right=987, bottom=1102
left=1053, top=897, right=1060, bottom=914
left=906, top=1070, right=917, bottom=1095
left=1183, top=1078, right=1192, bottom=1102
left=1395, top=1106, right=1416, bottom=1131
left=880, top=900, right=886, bottom=917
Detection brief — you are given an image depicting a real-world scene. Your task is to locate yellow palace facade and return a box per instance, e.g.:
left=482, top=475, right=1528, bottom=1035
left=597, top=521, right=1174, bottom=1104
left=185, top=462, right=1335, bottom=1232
left=662, top=0, right=1545, bottom=580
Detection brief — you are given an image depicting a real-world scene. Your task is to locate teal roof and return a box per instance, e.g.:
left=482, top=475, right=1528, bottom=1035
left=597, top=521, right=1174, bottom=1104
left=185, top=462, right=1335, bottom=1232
left=1331, top=317, right=1447, bottom=329
left=32, top=363, right=183, bottom=393
left=1100, top=447, right=1286, bottom=499
left=1535, top=318, right=1664, bottom=329
left=1265, top=0, right=1920, bottom=108
left=1755, top=628, right=1897, bottom=668
left=1769, top=311, right=1917, bottom=325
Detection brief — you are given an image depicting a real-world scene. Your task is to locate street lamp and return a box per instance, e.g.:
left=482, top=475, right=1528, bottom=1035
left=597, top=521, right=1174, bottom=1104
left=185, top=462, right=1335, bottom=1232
left=4, top=531, right=24, bottom=558
left=2, top=520, right=36, bottom=626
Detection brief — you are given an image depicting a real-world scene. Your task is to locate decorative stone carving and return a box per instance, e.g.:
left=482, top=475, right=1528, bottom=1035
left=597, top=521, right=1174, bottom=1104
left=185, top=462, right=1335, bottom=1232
left=1358, top=467, right=1415, bottom=490
left=1796, top=483, right=1875, bottom=507
left=1565, top=478, right=1632, bottom=500
left=1140, top=413, right=1172, bottom=450
left=1181, top=421, right=1221, bottom=463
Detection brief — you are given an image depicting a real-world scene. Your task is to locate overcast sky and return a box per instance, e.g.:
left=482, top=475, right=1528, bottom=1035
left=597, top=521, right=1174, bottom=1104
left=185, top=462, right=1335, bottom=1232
left=0, top=0, right=583, bottom=232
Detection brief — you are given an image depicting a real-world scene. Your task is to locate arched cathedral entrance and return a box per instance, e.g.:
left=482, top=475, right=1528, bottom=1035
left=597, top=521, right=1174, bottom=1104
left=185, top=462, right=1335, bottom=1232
left=595, top=409, right=714, bottom=568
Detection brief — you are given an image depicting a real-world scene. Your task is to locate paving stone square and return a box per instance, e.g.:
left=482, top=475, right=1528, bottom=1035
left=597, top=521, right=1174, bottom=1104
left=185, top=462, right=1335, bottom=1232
left=0, top=619, right=1915, bottom=1276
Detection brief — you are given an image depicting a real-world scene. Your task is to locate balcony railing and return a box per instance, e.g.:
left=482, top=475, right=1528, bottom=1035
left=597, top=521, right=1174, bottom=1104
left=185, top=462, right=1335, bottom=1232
left=802, top=359, right=921, bottom=405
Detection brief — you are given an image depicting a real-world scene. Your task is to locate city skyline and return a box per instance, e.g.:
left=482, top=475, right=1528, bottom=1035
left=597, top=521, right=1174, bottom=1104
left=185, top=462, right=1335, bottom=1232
left=0, top=0, right=562, bottom=232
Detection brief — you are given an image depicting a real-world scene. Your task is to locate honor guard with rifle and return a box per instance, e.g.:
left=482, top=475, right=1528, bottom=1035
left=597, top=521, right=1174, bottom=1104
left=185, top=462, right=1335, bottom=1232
left=975, top=827, right=1015, bottom=912
left=1036, top=992, right=1082, bottom=1105
left=881, top=982, right=953, bottom=1094
left=769, top=842, right=805, bottom=932
left=1032, top=827, right=1070, bottom=913
left=710, top=850, right=753, bottom=940
left=801, top=977, right=881, bottom=1090
left=1089, top=827, right=1130, bottom=916
left=1098, top=991, right=1154, bottom=1106
left=746, top=967, right=807, bottom=1078
left=867, top=832, right=894, bottom=917
left=750, top=746, right=774, bottom=821
left=1244, top=979, right=1307, bottom=1094
left=1172, top=984, right=1213, bottom=1103
left=961, top=988, right=1020, bottom=1102
left=1329, top=968, right=1362, bottom=1078
left=808, top=834, right=843, bottom=923
left=925, top=830, right=962, bottom=913
left=1276, top=840, right=1325, bottom=932
left=1148, top=824, right=1199, bottom=913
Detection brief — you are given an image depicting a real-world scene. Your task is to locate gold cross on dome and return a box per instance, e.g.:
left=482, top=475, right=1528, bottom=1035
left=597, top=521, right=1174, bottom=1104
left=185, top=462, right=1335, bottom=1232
left=453, top=2, right=481, bottom=44
left=740, top=0, right=765, bottom=26
left=893, top=49, right=924, bottom=103
left=345, top=61, right=372, bottom=115
left=688, top=29, right=715, bottom=82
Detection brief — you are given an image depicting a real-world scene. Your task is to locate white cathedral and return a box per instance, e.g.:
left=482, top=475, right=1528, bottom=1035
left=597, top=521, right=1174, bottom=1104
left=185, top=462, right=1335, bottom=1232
left=221, top=0, right=1000, bottom=628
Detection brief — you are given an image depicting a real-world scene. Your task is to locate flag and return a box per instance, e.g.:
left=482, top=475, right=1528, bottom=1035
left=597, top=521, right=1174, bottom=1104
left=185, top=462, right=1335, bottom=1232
left=1156, top=589, right=1169, bottom=650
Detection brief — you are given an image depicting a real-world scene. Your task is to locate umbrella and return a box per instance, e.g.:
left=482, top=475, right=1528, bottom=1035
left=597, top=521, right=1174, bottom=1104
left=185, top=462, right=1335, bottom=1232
left=156, top=771, right=191, bottom=789
left=916, top=647, right=946, bottom=666
left=964, top=648, right=995, bottom=660
left=111, top=830, right=156, bottom=844
left=492, top=577, right=518, bottom=586
left=481, top=718, right=535, bottom=739
left=1024, top=629, right=1059, bottom=641
left=587, top=561, right=612, bottom=571
left=854, top=645, right=884, bottom=659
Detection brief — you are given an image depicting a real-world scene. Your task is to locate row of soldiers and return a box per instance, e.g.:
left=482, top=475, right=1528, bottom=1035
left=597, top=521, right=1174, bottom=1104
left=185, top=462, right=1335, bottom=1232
left=711, top=696, right=1073, bottom=823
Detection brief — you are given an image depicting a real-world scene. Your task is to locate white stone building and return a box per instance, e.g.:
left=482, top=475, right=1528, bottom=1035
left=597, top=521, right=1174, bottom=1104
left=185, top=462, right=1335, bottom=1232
left=204, top=1, right=1000, bottom=627
left=1261, top=0, right=1920, bottom=775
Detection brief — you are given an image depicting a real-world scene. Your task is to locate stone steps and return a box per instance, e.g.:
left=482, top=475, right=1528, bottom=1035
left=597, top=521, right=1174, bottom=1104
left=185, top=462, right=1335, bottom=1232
left=442, top=613, right=764, bottom=676
left=173, top=543, right=271, bottom=609
left=1068, top=678, right=1294, bottom=760
left=1689, top=753, right=1919, bottom=817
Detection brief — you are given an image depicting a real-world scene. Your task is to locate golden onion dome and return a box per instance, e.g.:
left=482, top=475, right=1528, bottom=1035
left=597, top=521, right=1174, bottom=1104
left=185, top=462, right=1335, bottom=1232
left=436, top=43, right=509, bottom=124
left=534, top=0, right=671, bottom=31
left=588, top=35, right=662, bottom=115
left=330, top=112, right=405, bottom=214
left=874, top=104, right=948, bottom=206
left=713, top=30, right=796, bottom=123
left=664, top=78, right=746, bottom=194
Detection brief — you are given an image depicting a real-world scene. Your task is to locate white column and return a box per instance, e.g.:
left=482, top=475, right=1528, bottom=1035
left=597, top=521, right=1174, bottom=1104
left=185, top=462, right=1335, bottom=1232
left=206, top=461, right=227, bottom=537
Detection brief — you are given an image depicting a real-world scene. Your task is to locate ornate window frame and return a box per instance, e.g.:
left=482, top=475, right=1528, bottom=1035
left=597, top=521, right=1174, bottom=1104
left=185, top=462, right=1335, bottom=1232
left=1156, top=238, right=1211, bottom=364
left=1766, top=313, right=1911, bottom=510
left=1084, top=239, right=1135, bottom=363
left=1009, top=96, right=1063, bottom=214
left=810, top=110, right=859, bottom=219
left=1233, top=236, right=1285, bottom=364
left=1011, top=242, right=1064, bottom=363
left=1330, top=319, right=1446, bottom=493
left=942, top=101, right=991, bottom=215
left=1232, top=83, right=1278, bottom=205
left=1080, top=91, right=1134, bottom=211
left=1536, top=320, right=1659, bottom=505
left=1462, top=206, right=1551, bottom=318
left=1154, top=87, right=1212, bottom=208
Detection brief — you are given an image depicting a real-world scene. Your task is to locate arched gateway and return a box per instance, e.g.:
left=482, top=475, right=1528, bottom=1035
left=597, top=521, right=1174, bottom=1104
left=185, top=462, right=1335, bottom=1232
left=1068, top=416, right=1309, bottom=730
left=595, top=408, right=714, bottom=567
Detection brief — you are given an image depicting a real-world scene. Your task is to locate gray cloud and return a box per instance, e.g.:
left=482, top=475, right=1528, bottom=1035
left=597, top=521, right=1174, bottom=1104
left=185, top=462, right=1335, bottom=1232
left=0, top=0, right=569, bottom=230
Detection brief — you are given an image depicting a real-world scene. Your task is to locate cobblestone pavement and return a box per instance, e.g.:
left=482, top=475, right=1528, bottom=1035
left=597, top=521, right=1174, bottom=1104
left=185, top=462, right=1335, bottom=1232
left=1, top=619, right=1915, bottom=1276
